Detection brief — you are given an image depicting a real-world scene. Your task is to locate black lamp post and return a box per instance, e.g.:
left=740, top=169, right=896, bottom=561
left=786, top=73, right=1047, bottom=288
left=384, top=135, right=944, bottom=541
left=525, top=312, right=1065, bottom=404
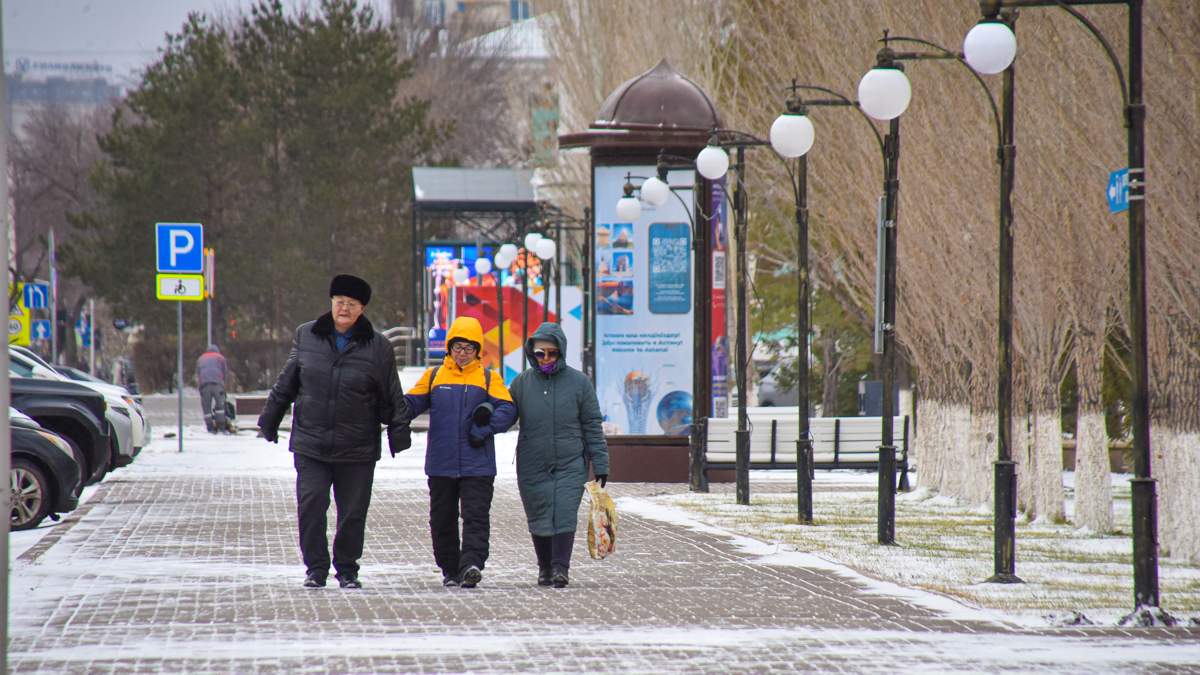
left=962, top=0, right=1157, bottom=613
left=882, top=25, right=1021, bottom=580
left=748, top=82, right=890, bottom=524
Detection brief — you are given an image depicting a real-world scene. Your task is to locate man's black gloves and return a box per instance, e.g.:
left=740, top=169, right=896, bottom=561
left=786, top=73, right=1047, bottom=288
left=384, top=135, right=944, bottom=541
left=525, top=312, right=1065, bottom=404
left=389, top=425, right=412, bottom=457
left=260, top=427, right=279, bottom=443
left=597, top=474, right=608, bottom=488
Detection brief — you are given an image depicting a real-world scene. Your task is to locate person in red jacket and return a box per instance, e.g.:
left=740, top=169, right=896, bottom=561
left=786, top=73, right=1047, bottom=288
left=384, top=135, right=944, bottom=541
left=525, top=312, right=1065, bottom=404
left=404, top=316, right=515, bottom=588
left=196, top=344, right=229, bottom=434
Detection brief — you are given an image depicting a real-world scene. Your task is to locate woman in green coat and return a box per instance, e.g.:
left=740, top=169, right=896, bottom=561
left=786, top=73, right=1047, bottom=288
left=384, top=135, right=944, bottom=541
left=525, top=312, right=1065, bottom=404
left=508, top=322, right=609, bottom=588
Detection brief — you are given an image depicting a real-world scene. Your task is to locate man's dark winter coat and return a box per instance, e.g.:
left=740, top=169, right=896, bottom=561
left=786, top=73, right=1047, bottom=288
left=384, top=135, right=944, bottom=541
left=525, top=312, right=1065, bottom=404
left=258, top=312, right=410, bottom=462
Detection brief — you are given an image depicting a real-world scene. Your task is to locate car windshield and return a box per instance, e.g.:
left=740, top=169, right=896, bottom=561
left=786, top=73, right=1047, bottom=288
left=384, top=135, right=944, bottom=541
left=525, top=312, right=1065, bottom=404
left=10, top=361, right=34, bottom=378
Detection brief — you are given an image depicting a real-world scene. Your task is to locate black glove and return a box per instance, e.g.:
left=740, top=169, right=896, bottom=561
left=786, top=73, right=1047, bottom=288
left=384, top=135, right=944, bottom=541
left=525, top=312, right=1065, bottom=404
left=596, top=474, right=608, bottom=488
left=260, top=427, right=279, bottom=443
left=389, top=425, right=412, bottom=457
left=468, top=423, right=491, bottom=449
left=471, top=402, right=494, bottom=426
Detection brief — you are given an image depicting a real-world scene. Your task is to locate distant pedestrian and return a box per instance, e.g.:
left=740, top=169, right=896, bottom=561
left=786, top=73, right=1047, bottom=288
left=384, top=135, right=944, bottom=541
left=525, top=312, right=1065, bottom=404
left=257, top=274, right=412, bottom=590
left=404, top=316, right=516, bottom=588
left=508, top=323, right=608, bottom=588
left=196, top=344, right=229, bottom=434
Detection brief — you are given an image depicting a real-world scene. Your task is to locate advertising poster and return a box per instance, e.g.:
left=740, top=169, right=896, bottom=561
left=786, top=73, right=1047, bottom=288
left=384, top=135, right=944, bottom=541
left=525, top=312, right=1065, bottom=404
left=424, top=243, right=494, bottom=355
left=710, top=179, right=730, bottom=419
left=594, top=166, right=694, bottom=436
left=457, top=283, right=582, bottom=384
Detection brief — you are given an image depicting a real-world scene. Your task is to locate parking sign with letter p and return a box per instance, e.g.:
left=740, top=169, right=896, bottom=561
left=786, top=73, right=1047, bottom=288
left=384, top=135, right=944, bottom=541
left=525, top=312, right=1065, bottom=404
left=156, top=223, right=204, bottom=272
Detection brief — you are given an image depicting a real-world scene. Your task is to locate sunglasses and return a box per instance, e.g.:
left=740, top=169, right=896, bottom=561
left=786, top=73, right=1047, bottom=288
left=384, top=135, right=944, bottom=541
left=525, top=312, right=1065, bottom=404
left=533, top=349, right=560, bottom=360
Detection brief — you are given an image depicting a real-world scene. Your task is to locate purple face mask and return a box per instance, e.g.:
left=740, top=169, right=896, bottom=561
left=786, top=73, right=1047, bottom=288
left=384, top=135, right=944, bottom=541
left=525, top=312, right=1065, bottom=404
left=539, top=362, right=556, bottom=375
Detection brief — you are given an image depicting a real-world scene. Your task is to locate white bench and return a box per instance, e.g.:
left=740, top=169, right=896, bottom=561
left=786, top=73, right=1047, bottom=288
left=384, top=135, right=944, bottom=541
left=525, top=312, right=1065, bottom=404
left=705, top=409, right=910, bottom=484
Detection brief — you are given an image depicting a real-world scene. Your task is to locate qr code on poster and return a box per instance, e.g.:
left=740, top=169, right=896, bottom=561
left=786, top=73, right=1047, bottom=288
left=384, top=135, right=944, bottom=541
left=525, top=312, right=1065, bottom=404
left=651, top=237, right=688, bottom=274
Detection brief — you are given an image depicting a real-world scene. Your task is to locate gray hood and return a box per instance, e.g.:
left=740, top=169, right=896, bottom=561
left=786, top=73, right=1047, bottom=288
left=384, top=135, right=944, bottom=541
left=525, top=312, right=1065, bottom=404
left=524, top=322, right=567, bottom=373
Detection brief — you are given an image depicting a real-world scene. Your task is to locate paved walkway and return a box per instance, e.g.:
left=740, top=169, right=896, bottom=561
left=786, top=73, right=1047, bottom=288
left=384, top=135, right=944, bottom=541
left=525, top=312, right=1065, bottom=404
left=10, top=425, right=1200, bottom=673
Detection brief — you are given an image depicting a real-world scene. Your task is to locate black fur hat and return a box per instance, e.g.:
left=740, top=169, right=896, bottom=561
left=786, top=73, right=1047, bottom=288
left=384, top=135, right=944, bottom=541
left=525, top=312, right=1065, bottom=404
left=329, top=274, right=372, bottom=305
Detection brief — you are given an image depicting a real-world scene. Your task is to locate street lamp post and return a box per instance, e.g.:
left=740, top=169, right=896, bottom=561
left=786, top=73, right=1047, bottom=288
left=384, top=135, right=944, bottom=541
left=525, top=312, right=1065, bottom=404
left=961, top=0, right=1159, bottom=614
left=729, top=82, right=886, bottom=523
left=881, top=26, right=1020, bottom=579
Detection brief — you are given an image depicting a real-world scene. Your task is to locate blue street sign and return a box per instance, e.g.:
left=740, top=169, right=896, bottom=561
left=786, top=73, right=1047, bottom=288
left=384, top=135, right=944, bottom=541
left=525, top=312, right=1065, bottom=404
left=23, top=283, right=49, bottom=309
left=1107, top=168, right=1129, bottom=214
left=155, top=223, right=204, bottom=272
left=32, top=319, right=51, bottom=341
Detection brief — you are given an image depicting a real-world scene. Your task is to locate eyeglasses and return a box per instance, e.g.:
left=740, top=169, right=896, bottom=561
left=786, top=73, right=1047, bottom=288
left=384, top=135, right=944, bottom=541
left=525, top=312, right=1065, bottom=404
left=332, top=299, right=362, bottom=310
left=449, top=343, right=478, bottom=354
left=533, top=349, right=560, bottom=360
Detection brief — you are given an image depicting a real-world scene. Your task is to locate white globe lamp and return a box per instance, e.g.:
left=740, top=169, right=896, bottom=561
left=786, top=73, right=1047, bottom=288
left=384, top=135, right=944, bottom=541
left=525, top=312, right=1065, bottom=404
left=523, top=232, right=543, bottom=250
left=535, top=238, right=557, bottom=260
left=696, top=144, right=730, bottom=180
left=963, top=21, right=1017, bottom=75
left=769, top=113, right=815, bottom=158
left=452, top=267, right=469, bottom=284
left=616, top=195, right=642, bottom=222
left=498, top=243, right=518, bottom=264
left=640, top=176, right=671, bottom=207
left=857, top=67, right=912, bottom=121
left=474, top=257, right=492, bottom=275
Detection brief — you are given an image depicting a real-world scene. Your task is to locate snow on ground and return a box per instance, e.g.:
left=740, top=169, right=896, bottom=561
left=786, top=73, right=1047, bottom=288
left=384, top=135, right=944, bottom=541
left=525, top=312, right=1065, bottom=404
left=644, top=467, right=1200, bottom=627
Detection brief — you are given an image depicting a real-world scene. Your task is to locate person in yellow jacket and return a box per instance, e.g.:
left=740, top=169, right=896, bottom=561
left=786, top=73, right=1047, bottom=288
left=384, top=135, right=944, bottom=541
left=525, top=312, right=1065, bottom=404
left=404, top=317, right=516, bottom=587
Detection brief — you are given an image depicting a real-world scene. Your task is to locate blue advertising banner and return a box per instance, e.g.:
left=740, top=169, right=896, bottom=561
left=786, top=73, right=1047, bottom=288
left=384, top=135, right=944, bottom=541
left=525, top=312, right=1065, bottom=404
left=594, top=166, right=694, bottom=435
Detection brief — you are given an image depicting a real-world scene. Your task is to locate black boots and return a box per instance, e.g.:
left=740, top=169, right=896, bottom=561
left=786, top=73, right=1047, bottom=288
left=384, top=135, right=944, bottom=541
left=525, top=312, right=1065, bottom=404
left=537, top=567, right=553, bottom=587
left=460, top=565, right=482, bottom=589
left=303, top=572, right=326, bottom=588
left=337, top=574, right=362, bottom=589
left=551, top=565, right=569, bottom=588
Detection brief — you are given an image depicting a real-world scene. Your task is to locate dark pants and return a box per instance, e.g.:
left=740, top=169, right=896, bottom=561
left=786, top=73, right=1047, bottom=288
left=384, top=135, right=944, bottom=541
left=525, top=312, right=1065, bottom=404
left=428, top=476, right=495, bottom=578
left=532, top=531, right=576, bottom=570
left=200, top=382, right=227, bottom=432
left=294, top=453, right=376, bottom=580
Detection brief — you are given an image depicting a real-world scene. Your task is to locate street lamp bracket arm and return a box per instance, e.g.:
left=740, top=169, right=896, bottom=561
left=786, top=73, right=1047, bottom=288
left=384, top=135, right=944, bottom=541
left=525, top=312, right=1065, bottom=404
left=791, top=83, right=886, bottom=171
left=887, top=35, right=1004, bottom=151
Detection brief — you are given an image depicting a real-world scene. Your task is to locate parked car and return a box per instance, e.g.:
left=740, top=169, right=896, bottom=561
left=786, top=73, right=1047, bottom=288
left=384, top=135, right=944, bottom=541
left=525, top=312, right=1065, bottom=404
left=10, top=347, right=144, bottom=467
left=10, top=408, right=81, bottom=530
left=54, top=363, right=151, bottom=453
left=10, top=375, right=111, bottom=486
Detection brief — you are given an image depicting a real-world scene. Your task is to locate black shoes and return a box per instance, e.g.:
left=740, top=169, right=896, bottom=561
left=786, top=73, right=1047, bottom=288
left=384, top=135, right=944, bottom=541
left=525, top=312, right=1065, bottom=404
left=537, top=567, right=553, bottom=587
left=442, top=575, right=459, bottom=587
left=337, top=574, right=362, bottom=589
left=303, top=573, right=326, bottom=588
left=551, top=565, right=569, bottom=588
left=459, top=565, right=482, bottom=588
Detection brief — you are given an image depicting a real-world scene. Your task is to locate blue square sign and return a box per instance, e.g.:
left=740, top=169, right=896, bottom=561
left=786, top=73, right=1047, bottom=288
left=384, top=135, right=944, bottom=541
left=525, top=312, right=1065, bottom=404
left=156, top=223, right=204, bottom=273
left=23, top=283, right=49, bottom=309
left=1107, top=168, right=1129, bottom=214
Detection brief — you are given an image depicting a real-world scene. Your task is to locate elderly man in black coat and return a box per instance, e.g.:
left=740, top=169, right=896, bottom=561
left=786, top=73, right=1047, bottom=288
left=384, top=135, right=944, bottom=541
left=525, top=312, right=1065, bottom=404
left=259, top=274, right=412, bottom=589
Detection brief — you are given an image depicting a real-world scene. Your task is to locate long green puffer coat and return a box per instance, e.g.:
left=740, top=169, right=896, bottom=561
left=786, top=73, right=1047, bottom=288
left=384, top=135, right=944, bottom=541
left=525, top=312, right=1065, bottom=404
left=508, top=323, right=609, bottom=536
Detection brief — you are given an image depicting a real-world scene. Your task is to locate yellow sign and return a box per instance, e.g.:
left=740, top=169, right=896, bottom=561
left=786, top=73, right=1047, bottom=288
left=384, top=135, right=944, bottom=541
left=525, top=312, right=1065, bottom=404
left=9, top=305, right=31, bottom=346
left=156, top=273, right=206, bottom=301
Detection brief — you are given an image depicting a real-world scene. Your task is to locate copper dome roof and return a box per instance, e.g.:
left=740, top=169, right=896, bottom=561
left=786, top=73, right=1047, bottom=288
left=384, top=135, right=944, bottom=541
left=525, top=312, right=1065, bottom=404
left=593, top=59, right=722, bottom=132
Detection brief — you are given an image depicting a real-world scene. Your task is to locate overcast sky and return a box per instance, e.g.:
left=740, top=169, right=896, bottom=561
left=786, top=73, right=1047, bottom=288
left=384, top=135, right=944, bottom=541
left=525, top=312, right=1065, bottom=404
left=3, top=0, right=392, bottom=85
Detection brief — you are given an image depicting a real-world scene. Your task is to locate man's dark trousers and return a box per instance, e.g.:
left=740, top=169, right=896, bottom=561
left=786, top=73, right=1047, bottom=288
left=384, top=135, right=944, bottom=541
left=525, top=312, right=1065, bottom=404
left=294, top=453, right=376, bottom=581
left=428, top=476, right=495, bottom=578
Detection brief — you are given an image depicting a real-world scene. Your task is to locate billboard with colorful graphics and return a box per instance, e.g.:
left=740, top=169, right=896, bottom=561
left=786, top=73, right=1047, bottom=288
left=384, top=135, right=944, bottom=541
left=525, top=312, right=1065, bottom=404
left=593, top=166, right=695, bottom=436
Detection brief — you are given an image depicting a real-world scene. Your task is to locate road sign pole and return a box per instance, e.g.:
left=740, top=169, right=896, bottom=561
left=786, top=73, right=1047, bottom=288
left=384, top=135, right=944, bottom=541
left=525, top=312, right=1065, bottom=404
left=89, top=298, right=95, bottom=375
left=49, top=228, right=57, bottom=363
left=178, top=301, right=184, bottom=453
left=1, top=13, right=12, bottom=669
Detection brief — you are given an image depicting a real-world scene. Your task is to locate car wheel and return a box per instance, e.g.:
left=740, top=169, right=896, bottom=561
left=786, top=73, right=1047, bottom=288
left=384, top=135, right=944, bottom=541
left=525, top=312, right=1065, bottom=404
left=11, top=457, right=52, bottom=531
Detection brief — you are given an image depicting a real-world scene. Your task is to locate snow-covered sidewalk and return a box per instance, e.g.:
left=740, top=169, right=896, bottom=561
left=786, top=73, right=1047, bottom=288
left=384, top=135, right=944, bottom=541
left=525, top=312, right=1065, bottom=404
left=10, top=425, right=1200, bottom=673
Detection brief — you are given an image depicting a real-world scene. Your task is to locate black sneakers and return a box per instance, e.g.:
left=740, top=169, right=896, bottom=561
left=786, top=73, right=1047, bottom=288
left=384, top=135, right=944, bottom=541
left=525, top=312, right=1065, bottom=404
left=303, top=573, right=326, bottom=589
left=442, top=575, right=459, bottom=587
left=459, top=565, right=482, bottom=588
left=537, top=567, right=553, bottom=587
left=551, top=565, right=569, bottom=588
left=337, top=574, right=362, bottom=589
